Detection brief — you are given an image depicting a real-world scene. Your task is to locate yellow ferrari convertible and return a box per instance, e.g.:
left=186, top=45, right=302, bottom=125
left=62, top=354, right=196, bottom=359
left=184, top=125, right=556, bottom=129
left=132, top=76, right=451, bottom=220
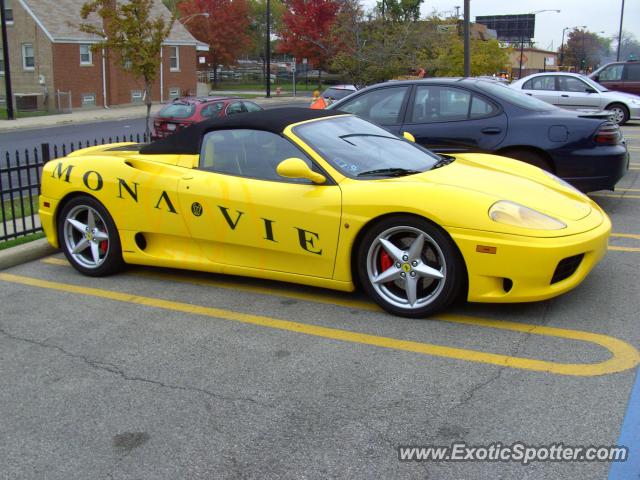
left=39, top=108, right=610, bottom=318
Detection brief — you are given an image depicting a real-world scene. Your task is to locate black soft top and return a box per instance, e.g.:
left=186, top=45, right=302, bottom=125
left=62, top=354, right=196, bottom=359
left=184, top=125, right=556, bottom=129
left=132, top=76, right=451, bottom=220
left=140, top=107, right=345, bottom=155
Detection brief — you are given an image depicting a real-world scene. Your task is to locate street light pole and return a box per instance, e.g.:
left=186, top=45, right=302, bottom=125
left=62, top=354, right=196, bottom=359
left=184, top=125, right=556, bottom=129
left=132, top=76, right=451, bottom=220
left=518, top=10, right=560, bottom=80
left=265, top=0, right=271, bottom=98
left=560, top=27, right=569, bottom=67
left=463, top=0, right=470, bottom=77
left=616, top=0, right=625, bottom=61
left=0, top=0, right=15, bottom=120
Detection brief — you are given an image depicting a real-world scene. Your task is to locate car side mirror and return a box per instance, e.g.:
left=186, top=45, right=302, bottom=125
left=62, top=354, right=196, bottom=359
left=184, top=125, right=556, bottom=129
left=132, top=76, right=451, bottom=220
left=592, top=74, right=600, bottom=81
left=585, top=87, right=597, bottom=94
left=403, top=131, right=416, bottom=142
left=276, top=158, right=326, bottom=184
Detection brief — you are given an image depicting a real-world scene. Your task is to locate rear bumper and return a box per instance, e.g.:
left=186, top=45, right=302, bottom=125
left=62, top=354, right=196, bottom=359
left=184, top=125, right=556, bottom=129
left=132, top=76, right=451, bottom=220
left=448, top=213, right=611, bottom=303
left=554, top=145, right=629, bottom=192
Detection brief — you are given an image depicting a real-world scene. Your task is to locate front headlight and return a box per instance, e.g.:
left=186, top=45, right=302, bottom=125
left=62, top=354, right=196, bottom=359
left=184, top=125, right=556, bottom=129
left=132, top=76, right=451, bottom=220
left=489, top=200, right=566, bottom=230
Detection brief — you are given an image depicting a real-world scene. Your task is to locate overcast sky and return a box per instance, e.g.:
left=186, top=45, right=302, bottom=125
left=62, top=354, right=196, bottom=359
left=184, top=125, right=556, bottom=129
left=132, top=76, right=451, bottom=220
left=362, top=0, right=638, bottom=52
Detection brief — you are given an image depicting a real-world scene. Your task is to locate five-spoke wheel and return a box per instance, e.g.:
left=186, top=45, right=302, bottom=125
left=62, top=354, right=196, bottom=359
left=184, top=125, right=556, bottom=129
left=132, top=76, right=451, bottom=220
left=357, top=216, right=464, bottom=318
left=58, top=196, right=124, bottom=276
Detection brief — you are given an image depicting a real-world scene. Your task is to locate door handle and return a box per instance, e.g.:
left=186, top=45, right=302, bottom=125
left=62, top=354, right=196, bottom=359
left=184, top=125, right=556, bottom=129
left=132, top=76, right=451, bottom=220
left=561, top=94, right=570, bottom=97
left=526, top=93, right=532, bottom=96
left=481, top=127, right=502, bottom=135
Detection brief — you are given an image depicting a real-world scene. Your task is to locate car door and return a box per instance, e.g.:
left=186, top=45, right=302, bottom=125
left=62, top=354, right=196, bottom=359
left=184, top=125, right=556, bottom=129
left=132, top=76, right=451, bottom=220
left=520, top=75, right=559, bottom=104
left=334, top=85, right=411, bottom=135
left=622, top=63, right=640, bottom=95
left=400, top=84, right=507, bottom=153
left=556, top=76, right=603, bottom=109
left=177, top=129, right=342, bottom=278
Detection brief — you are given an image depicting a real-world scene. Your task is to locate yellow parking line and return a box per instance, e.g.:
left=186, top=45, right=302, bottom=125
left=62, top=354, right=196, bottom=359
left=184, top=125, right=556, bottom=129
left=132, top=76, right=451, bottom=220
left=608, top=246, right=640, bottom=252
left=6, top=271, right=639, bottom=376
left=591, top=193, right=640, bottom=199
left=611, top=233, right=640, bottom=240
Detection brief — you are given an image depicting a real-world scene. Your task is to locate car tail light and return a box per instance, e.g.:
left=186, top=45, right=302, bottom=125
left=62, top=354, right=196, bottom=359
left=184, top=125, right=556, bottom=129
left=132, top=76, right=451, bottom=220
left=594, top=123, right=622, bottom=145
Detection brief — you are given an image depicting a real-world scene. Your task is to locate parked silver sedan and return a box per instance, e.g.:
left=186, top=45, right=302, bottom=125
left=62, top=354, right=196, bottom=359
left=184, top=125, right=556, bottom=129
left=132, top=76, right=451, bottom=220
left=509, top=72, right=640, bottom=125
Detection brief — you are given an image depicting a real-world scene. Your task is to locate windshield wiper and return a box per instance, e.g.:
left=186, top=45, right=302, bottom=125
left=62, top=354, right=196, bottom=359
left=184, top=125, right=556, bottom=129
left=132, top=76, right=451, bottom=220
left=430, top=155, right=455, bottom=170
left=357, top=168, right=422, bottom=177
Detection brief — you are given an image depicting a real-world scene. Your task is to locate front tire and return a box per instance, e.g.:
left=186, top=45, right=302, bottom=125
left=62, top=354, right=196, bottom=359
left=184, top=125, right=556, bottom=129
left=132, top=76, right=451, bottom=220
left=606, top=103, right=629, bottom=126
left=57, top=196, right=124, bottom=277
left=356, top=216, right=465, bottom=318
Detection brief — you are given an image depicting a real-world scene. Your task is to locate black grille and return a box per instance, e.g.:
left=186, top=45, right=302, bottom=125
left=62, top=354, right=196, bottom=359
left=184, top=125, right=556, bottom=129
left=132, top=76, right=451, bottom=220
left=550, top=254, right=584, bottom=284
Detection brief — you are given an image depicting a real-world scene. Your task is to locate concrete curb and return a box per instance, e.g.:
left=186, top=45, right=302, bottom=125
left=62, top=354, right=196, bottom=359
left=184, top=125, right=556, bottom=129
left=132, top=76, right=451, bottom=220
left=0, top=238, right=58, bottom=271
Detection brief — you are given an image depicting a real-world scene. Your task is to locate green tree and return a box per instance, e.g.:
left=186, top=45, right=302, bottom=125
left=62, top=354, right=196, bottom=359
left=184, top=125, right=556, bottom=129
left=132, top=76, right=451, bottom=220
left=247, top=0, right=286, bottom=74
left=79, top=0, right=174, bottom=138
left=330, top=0, right=423, bottom=86
left=161, top=0, right=179, bottom=13
left=561, top=29, right=610, bottom=72
left=425, top=34, right=510, bottom=76
left=376, top=0, right=423, bottom=22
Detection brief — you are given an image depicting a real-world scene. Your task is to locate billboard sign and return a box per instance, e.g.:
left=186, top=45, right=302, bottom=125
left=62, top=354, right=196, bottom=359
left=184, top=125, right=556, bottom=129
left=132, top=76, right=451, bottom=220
left=475, top=14, right=535, bottom=43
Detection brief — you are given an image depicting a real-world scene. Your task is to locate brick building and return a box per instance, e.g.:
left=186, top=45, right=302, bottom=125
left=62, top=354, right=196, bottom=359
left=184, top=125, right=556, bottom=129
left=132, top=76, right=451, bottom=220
left=0, top=0, right=206, bottom=111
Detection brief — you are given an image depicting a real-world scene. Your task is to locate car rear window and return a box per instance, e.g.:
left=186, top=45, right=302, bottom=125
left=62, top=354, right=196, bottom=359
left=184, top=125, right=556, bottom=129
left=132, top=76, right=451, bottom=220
left=476, top=80, right=556, bottom=111
left=323, top=88, right=354, bottom=100
left=157, top=103, right=195, bottom=118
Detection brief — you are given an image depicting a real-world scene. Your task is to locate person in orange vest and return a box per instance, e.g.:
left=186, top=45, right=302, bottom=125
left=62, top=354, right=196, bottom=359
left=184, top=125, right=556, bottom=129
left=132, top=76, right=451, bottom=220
left=310, top=90, right=327, bottom=109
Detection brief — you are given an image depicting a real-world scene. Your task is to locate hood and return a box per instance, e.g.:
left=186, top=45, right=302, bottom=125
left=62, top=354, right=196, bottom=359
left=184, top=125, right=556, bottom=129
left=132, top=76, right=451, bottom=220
left=388, top=153, right=592, bottom=222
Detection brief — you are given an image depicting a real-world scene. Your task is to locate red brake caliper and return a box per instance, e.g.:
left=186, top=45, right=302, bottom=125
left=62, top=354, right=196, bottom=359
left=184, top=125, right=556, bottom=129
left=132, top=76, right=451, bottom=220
left=99, top=241, right=108, bottom=254
left=379, top=249, right=393, bottom=273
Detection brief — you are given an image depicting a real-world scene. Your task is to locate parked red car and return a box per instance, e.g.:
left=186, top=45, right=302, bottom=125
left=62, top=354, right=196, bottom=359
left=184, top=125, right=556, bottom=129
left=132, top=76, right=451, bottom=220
left=151, top=97, right=263, bottom=140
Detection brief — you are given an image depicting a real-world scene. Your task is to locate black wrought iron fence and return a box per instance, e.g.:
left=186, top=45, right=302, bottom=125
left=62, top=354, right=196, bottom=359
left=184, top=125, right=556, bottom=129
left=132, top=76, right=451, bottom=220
left=1, top=133, right=147, bottom=242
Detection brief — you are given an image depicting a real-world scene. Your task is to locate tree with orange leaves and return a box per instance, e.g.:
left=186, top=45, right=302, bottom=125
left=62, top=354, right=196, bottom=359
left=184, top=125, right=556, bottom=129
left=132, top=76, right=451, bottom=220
left=277, top=0, right=341, bottom=86
left=178, top=0, right=252, bottom=87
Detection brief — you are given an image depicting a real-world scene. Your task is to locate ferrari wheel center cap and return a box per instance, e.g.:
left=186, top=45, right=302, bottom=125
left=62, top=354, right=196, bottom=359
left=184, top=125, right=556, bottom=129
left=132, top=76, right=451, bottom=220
left=402, top=263, right=411, bottom=273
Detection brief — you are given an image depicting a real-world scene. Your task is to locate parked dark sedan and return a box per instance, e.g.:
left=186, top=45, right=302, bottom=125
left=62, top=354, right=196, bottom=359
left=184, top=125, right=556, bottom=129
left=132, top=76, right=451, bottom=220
left=327, top=78, right=629, bottom=192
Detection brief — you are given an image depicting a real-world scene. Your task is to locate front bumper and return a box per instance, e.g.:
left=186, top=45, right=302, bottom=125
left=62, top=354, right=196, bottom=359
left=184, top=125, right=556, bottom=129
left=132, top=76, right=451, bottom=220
left=628, top=104, right=640, bottom=120
left=448, top=213, right=611, bottom=303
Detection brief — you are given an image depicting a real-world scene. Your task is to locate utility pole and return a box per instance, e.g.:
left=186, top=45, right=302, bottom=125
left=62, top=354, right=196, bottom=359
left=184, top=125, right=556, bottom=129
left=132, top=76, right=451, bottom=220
left=616, top=0, right=625, bottom=61
left=0, top=0, right=15, bottom=120
left=463, top=0, right=470, bottom=77
left=265, top=0, right=271, bottom=98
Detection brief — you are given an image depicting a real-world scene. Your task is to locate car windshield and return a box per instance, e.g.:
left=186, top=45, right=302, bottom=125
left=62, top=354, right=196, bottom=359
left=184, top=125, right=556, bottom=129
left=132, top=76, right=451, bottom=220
left=579, top=75, right=608, bottom=92
left=292, top=116, right=440, bottom=178
left=476, top=80, right=556, bottom=111
left=157, top=103, right=195, bottom=118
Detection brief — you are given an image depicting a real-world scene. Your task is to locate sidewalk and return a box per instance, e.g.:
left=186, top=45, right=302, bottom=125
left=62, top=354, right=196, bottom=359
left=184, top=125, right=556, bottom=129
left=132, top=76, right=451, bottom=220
left=0, top=94, right=311, bottom=133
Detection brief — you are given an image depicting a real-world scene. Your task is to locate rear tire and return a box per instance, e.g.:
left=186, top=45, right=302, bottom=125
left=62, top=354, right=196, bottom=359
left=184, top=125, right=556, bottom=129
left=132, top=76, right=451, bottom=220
left=57, top=196, right=124, bottom=277
left=605, top=103, right=629, bottom=126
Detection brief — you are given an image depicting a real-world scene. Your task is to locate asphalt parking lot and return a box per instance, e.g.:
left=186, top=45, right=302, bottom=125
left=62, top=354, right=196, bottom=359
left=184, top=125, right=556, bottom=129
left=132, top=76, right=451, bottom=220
left=1, top=123, right=640, bottom=479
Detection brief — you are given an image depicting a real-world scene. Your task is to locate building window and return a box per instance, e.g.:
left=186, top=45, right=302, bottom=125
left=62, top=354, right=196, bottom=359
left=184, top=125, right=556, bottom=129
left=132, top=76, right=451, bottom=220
left=82, top=93, right=96, bottom=106
left=123, top=59, right=132, bottom=70
left=131, top=90, right=144, bottom=104
left=3, top=4, right=13, bottom=24
left=80, top=45, right=92, bottom=65
left=22, top=43, right=35, bottom=70
left=169, top=46, right=179, bottom=71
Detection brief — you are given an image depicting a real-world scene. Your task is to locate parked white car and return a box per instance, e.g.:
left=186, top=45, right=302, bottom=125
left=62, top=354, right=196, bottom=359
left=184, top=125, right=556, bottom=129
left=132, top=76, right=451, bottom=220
left=509, top=72, right=640, bottom=125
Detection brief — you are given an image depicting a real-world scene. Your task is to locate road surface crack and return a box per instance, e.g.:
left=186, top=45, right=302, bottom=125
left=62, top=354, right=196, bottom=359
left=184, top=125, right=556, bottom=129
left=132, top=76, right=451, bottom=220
left=0, top=325, right=274, bottom=409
